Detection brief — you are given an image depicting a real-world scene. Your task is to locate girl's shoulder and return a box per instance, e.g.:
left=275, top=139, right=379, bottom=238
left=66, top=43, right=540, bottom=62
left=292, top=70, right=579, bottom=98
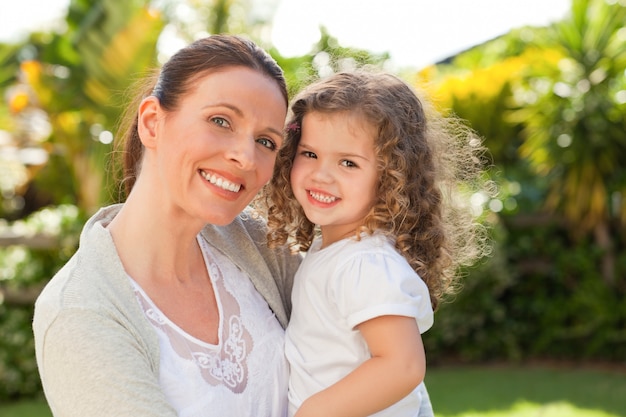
left=312, top=233, right=407, bottom=273
left=339, top=232, right=398, bottom=258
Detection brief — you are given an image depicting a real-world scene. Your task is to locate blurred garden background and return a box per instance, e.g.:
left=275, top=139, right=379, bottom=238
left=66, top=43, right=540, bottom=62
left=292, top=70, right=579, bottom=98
left=0, top=0, right=625, bottom=416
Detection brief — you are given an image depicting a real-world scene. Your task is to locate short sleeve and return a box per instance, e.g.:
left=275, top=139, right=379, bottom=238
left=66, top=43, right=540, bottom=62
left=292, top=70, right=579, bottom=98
left=329, top=250, right=434, bottom=333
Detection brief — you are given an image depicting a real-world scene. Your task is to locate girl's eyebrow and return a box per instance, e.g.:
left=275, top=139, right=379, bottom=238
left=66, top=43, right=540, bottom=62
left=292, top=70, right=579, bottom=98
left=298, top=141, right=371, bottom=161
left=341, top=152, right=371, bottom=162
left=296, top=141, right=314, bottom=150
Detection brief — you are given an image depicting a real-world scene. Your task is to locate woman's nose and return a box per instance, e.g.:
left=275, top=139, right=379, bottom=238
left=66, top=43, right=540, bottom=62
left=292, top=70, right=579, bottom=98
left=226, top=136, right=256, bottom=170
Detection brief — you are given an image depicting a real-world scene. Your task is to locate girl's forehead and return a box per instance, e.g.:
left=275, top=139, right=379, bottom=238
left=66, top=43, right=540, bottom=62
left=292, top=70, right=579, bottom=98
left=301, top=111, right=377, bottom=157
left=304, top=110, right=375, bottom=134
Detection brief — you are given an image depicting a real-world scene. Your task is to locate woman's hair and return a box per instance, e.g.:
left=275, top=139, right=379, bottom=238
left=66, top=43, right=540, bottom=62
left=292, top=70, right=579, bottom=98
left=263, top=70, right=490, bottom=309
left=114, top=34, right=288, bottom=198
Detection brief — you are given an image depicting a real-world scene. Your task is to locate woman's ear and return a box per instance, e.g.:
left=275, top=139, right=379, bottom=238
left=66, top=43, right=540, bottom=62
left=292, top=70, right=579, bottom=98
left=137, top=96, right=159, bottom=149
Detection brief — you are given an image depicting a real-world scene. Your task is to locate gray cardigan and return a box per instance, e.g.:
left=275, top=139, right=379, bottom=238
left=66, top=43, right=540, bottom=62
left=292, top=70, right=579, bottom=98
left=33, top=204, right=300, bottom=417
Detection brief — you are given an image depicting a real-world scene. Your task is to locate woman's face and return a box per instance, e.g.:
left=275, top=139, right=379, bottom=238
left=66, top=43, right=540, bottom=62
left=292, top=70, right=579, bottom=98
left=141, top=66, right=287, bottom=226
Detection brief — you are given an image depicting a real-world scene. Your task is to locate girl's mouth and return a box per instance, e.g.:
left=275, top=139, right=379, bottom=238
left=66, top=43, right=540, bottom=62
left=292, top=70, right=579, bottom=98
left=308, top=190, right=337, bottom=203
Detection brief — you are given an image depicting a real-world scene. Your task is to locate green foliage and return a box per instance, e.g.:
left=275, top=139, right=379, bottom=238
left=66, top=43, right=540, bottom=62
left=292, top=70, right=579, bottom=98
left=513, top=0, right=626, bottom=232
left=0, top=205, right=84, bottom=401
left=0, top=43, right=27, bottom=219
left=425, top=31, right=561, bottom=168
left=10, top=0, right=165, bottom=215
left=421, top=0, right=626, bottom=367
left=424, top=215, right=626, bottom=364
left=0, top=44, right=21, bottom=90
left=0, top=305, right=40, bottom=400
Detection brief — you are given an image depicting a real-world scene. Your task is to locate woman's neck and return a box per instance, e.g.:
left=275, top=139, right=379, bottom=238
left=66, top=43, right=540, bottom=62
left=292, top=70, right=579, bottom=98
left=107, top=186, right=205, bottom=285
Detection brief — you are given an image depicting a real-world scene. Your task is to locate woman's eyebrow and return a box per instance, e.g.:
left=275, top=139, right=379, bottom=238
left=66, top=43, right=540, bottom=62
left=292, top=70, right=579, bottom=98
left=204, top=102, right=283, bottom=137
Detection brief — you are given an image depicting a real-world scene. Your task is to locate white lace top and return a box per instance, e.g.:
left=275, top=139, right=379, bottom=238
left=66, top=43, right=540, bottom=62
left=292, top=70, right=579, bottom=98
left=130, top=236, right=288, bottom=417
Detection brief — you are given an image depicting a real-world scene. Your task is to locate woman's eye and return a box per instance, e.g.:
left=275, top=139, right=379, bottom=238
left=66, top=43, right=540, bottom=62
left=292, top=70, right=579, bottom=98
left=210, top=117, right=230, bottom=128
left=257, top=137, right=277, bottom=151
left=341, top=160, right=357, bottom=168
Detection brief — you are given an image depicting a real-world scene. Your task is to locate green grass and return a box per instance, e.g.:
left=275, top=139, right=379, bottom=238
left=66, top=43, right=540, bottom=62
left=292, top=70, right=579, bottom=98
left=1, top=364, right=624, bottom=417
left=0, top=398, right=51, bottom=417
left=426, top=364, right=626, bottom=417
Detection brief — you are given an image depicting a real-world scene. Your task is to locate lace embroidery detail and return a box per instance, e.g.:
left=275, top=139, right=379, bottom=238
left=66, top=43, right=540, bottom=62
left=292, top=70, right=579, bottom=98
left=132, top=242, right=253, bottom=394
left=145, top=307, right=166, bottom=325
left=192, top=316, right=246, bottom=388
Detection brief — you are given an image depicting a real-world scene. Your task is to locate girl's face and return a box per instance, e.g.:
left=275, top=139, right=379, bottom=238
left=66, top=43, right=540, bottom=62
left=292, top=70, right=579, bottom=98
left=141, top=66, right=287, bottom=226
left=290, top=111, right=379, bottom=247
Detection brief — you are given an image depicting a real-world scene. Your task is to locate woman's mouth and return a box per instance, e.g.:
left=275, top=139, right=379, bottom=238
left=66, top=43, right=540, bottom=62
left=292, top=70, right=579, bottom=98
left=200, top=170, right=242, bottom=193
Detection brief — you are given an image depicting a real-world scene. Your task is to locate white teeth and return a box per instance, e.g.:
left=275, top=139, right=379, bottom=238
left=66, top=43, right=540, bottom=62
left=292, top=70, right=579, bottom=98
left=200, top=171, right=241, bottom=192
left=309, top=191, right=336, bottom=203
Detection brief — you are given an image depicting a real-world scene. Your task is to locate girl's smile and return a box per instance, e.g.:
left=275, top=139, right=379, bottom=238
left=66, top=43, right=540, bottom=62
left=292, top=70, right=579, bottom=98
left=306, top=188, right=339, bottom=205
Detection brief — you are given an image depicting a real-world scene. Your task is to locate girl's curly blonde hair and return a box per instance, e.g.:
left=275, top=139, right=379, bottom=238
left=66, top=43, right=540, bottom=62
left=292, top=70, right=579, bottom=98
left=261, top=70, right=490, bottom=310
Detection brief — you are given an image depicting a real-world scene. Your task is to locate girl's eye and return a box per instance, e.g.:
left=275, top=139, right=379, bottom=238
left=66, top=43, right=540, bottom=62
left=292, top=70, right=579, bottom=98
left=257, top=137, right=277, bottom=151
left=210, top=116, right=230, bottom=128
left=341, top=159, right=357, bottom=168
left=302, top=151, right=317, bottom=159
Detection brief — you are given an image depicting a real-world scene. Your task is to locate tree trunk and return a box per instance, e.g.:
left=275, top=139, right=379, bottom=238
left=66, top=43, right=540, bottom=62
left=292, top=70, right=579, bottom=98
left=594, top=221, right=615, bottom=286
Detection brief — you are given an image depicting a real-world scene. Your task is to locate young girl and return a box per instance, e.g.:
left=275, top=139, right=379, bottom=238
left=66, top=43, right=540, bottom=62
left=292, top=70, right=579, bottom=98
left=263, top=71, right=488, bottom=417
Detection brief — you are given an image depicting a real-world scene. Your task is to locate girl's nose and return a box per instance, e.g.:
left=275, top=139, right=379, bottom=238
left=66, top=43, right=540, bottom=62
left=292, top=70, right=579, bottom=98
left=310, top=161, right=333, bottom=183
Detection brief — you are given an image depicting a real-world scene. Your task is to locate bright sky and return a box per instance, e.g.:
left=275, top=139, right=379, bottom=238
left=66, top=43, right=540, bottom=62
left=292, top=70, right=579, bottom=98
left=271, top=0, right=571, bottom=68
left=1, top=0, right=571, bottom=69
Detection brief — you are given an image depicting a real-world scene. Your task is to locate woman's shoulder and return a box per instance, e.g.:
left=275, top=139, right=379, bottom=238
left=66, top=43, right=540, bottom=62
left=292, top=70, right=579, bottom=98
left=35, top=204, right=140, bottom=326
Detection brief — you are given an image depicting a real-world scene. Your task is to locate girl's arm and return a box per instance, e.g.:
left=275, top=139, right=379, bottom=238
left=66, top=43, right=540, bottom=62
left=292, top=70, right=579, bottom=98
left=294, top=315, right=425, bottom=417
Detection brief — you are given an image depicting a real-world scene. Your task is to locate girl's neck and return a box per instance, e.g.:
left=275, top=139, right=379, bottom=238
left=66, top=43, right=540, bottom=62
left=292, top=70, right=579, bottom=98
left=320, top=227, right=360, bottom=249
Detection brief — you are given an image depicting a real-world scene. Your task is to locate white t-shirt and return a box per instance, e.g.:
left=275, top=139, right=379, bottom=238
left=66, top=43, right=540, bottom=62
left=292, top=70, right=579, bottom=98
left=131, top=236, right=288, bottom=417
left=286, top=233, right=434, bottom=417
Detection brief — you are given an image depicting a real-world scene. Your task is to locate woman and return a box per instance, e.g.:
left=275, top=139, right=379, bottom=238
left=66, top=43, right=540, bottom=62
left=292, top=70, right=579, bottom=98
left=33, top=34, right=300, bottom=417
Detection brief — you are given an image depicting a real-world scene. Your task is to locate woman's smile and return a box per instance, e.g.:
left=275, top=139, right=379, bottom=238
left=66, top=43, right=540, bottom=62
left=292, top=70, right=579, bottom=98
left=199, top=170, right=243, bottom=193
